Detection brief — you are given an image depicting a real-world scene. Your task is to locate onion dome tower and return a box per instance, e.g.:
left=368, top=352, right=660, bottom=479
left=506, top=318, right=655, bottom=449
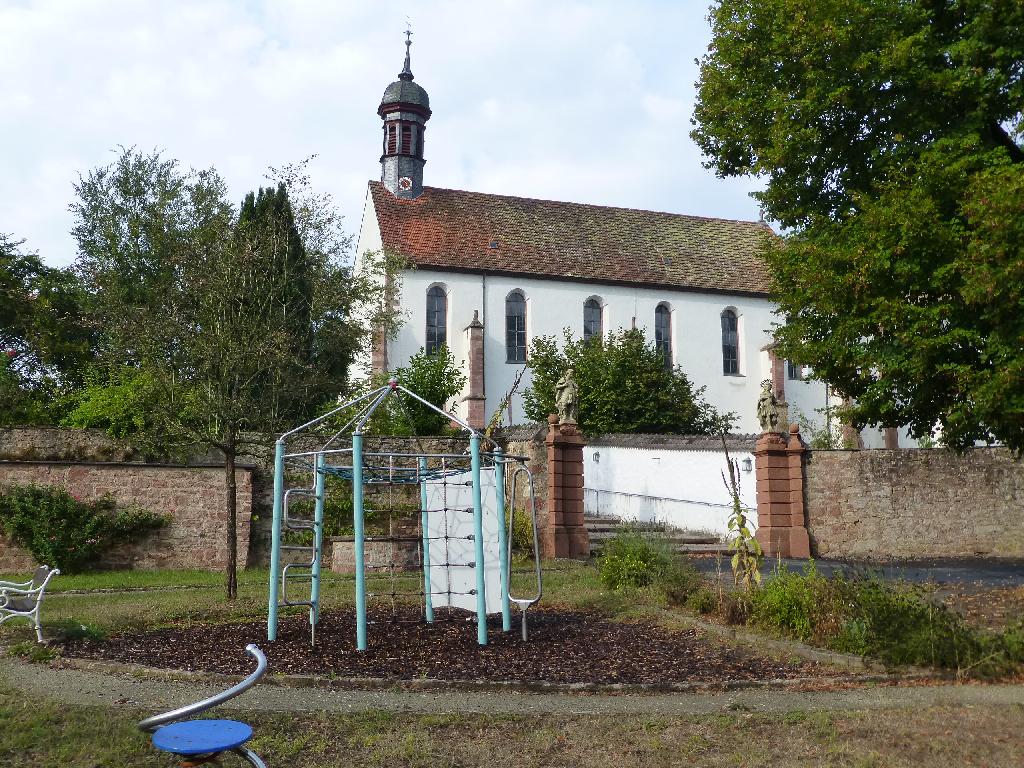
left=379, top=31, right=431, bottom=199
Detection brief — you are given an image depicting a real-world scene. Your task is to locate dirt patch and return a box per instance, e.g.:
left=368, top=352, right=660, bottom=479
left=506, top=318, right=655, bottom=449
left=63, top=607, right=842, bottom=685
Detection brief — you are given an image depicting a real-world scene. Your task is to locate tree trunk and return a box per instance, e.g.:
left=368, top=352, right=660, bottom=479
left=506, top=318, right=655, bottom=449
left=224, top=435, right=238, bottom=600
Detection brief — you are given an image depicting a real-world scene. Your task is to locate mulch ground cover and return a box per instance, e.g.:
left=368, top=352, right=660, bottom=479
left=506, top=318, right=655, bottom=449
left=63, top=607, right=842, bottom=685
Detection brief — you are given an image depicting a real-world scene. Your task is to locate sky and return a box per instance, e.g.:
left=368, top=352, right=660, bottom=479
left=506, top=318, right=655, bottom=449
left=1, top=0, right=765, bottom=268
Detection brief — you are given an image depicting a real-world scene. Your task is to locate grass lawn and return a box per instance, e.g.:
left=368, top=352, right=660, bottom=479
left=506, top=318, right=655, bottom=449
left=1, top=679, right=1021, bottom=768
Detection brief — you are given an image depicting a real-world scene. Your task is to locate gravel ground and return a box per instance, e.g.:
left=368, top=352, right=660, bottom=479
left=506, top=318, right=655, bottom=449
left=63, top=607, right=839, bottom=685
left=4, top=659, right=1023, bottom=717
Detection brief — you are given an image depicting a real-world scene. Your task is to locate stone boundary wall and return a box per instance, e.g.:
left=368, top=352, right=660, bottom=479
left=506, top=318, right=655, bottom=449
left=0, top=461, right=254, bottom=571
left=804, top=447, right=1024, bottom=560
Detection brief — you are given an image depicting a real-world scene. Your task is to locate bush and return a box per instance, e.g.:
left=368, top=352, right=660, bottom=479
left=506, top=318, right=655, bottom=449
left=0, top=484, right=167, bottom=573
left=509, top=506, right=536, bottom=554
left=599, top=529, right=672, bottom=590
left=750, top=562, right=1024, bottom=675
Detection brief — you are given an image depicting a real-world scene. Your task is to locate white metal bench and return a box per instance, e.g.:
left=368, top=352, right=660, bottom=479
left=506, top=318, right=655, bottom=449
left=0, top=565, right=59, bottom=643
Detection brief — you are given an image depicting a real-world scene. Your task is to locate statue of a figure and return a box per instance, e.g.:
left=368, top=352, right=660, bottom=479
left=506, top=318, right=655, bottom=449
left=756, top=379, right=783, bottom=434
left=554, top=368, right=579, bottom=425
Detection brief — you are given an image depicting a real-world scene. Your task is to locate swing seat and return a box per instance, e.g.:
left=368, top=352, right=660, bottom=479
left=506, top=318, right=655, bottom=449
left=151, top=719, right=253, bottom=756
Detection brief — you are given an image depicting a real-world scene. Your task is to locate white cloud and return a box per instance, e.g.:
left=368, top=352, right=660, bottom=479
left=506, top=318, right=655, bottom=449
left=1, top=0, right=764, bottom=266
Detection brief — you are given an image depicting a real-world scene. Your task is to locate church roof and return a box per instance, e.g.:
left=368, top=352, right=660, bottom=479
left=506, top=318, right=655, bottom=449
left=369, top=181, right=774, bottom=296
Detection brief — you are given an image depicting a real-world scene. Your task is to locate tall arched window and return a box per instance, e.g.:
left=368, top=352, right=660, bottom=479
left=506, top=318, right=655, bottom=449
left=425, top=285, right=447, bottom=355
left=583, top=298, right=603, bottom=342
left=655, top=303, right=672, bottom=369
left=721, top=308, right=739, bottom=375
left=506, top=290, right=527, bottom=363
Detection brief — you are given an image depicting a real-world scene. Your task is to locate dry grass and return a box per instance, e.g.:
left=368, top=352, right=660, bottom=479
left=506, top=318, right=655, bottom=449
left=2, top=678, right=1022, bottom=768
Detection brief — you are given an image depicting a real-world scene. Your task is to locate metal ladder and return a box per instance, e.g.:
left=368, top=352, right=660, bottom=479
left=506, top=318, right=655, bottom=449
left=275, top=453, right=326, bottom=645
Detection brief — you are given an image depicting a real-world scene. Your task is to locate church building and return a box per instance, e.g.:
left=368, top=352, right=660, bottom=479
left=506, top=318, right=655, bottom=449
left=355, top=38, right=902, bottom=447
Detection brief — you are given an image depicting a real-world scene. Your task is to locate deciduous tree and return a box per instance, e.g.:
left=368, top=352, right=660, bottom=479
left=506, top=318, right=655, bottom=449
left=523, top=329, right=732, bottom=436
left=692, top=0, right=1024, bottom=451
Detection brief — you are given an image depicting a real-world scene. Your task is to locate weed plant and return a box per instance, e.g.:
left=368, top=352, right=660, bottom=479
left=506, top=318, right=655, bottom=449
left=598, top=528, right=703, bottom=604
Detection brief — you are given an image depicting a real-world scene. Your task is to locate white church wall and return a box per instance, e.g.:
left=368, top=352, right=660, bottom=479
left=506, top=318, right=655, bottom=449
left=387, top=268, right=838, bottom=434
left=583, top=445, right=757, bottom=538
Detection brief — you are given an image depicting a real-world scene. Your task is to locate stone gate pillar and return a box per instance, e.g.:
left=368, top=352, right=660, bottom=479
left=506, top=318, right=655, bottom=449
left=544, top=414, right=589, bottom=559
left=754, top=423, right=811, bottom=558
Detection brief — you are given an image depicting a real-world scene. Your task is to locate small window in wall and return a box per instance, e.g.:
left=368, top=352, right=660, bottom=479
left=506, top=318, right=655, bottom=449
left=583, top=298, right=602, bottom=342
left=721, top=309, right=739, bottom=375
left=426, top=286, right=447, bottom=355
left=506, top=291, right=527, bottom=363
left=787, top=360, right=803, bottom=380
left=655, top=303, right=672, bottom=369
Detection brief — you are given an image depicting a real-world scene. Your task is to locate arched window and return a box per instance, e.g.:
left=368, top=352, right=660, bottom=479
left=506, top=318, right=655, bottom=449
left=583, top=298, right=603, bottom=342
left=425, top=285, right=447, bottom=355
left=721, top=309, right=739, bottom=375
left=506, top=291, right=527, bottom=363
left=655, top=303, right=672, bottom=369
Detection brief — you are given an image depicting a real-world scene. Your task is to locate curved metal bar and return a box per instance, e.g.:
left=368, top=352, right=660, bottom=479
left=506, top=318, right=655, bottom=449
left=232, top=746, right=269, bottom=768
left=138, top=645, right=268, bottom=732
left=508, top=464, right=543, bottom=641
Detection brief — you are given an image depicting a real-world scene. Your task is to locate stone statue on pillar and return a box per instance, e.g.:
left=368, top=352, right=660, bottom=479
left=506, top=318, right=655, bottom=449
left=554, top=368, right=579, bottom=425
left=756, top=378, right=788, bottom=435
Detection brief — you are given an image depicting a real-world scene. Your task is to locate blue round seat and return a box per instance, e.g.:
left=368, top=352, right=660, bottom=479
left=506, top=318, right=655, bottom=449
left=151, top=719, right=253, bottom=756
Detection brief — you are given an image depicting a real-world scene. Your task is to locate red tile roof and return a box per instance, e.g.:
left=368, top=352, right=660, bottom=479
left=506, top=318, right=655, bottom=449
left=369, top=181, right=774, bottom=296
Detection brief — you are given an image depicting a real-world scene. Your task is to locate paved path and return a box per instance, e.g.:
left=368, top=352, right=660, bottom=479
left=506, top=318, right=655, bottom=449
left=4, top=660, right=1022, bottom=717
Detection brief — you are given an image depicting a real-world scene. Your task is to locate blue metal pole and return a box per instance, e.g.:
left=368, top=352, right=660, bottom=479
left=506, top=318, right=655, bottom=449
left=419, top=457, right=434, bottom=623
left=494, top=448, right=511, bottom=632
left=267, top=439, right=285, bottom=641
left=352, top=434, right=368, bottom=651
left=310, top=452, right=326, bottom=629
left=470, top=435, right=487, bottom=645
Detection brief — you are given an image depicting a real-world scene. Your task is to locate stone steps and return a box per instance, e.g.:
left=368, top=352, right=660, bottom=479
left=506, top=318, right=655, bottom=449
left=584, top=515, right=725, bottom=554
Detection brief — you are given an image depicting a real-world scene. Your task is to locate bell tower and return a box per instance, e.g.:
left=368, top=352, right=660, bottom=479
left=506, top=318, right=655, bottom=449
left=378, top=31, right=431, bottom=199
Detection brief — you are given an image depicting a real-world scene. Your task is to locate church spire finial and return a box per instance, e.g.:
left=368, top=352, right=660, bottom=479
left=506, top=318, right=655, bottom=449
left=399, top=24, right=414, bottom=81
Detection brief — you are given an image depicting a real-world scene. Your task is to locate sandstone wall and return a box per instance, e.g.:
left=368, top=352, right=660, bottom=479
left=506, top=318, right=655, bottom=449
left=804, top=448, right=1024, bottom=560
left=0, top=461, right=254, bottom=571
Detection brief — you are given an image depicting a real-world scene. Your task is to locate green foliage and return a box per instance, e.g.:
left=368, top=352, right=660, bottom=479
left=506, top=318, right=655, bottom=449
left=6, top=641, right=60, bottom=663
left=509, top=505, right=536, bottom=555
left=598, top=529, right=703, bottom=603
left=0, top=233, right=93, bottom=425
left=60, top=366, right=159, bottom=439
left=599, top=529, right=672, bottom=590
left=693, top=0, right=1024, bottom=453
left=523, top=329, right=733, bottom=435
left=750, top=562, right=1024, bottom=675
left=0, top=485, right=166, bottom=574
left=365, top=346, right=467, bottom=436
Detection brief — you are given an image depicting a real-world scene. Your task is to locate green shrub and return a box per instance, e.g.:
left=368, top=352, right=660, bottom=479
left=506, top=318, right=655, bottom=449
left=510, top=506, right=536, bottom=554
left=684, top=587, right=719, bottom=615
left=599, top=529, right=673, bottom=590
left=0, top=484, right=167, bottom=573
left=750, top=562, right=1024, bottom=675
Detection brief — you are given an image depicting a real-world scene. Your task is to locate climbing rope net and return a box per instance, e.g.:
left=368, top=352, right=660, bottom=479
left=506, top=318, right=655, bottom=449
left=266, top=378, right=542, bottom=650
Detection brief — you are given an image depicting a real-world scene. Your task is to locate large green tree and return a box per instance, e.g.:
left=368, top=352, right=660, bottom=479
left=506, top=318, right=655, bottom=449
left=0, top=234, right=93, bottom=424
left=71, top=149, right=395, bottom=596
left=692, top=0, right=1024, bottom=451
left=523, top=329, right=732, bottom=436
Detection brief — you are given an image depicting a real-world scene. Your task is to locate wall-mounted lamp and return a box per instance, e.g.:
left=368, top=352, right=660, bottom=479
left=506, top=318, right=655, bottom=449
left=592, top=451, right=600, bottom=463
left=741, top=457, right=753, bottom=473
